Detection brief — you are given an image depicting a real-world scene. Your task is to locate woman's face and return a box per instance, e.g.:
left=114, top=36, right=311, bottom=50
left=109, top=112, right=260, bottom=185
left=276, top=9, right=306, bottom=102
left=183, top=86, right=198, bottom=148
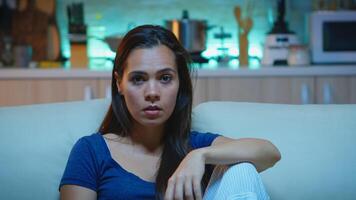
left=116, top=45, right=179, bottom=128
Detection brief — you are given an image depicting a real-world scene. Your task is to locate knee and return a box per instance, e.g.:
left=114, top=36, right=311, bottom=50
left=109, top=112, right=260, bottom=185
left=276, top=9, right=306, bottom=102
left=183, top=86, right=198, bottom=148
left=225, top=162, right=259, bottom=177
left=207, top=163, right=269, bottom=199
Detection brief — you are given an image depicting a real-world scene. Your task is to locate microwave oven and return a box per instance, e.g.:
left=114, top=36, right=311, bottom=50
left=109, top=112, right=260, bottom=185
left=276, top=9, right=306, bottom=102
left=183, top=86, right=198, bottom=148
left=310, top=11, right=356, bottom=64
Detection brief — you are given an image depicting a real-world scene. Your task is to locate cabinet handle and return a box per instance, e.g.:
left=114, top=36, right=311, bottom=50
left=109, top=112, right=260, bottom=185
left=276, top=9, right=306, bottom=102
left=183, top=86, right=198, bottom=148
left=300, top=83, right=310, bottom=104
left=323, top=82, right=333, bottom=104
left=105, top=85, right=111, bottom=99
left=84, top=86, right=94, bottom=101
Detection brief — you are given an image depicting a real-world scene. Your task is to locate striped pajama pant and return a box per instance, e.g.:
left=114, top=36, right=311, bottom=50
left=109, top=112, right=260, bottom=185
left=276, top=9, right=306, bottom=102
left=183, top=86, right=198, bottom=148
left=203, top=163, right=270, bottom=200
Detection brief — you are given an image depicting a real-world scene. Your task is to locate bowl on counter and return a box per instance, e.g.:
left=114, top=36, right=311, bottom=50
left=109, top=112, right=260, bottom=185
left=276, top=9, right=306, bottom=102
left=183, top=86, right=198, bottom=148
left=105, top=35, right=124, bottom=52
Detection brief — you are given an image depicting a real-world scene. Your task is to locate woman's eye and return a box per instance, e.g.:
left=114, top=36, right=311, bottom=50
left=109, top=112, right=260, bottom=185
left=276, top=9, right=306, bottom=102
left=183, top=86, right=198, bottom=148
left=160, top=74, right=172, bottom=83
left=131, top=76, right=145, bottom=85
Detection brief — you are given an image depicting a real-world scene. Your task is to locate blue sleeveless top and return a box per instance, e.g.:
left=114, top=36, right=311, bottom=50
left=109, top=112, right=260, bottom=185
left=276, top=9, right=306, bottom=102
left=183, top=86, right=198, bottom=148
left=59, top=131, right=220, bottom=200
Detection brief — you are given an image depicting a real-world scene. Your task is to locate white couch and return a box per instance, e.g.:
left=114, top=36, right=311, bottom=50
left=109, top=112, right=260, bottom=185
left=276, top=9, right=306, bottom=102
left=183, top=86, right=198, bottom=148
left=0, top=99, right=355, bottom=199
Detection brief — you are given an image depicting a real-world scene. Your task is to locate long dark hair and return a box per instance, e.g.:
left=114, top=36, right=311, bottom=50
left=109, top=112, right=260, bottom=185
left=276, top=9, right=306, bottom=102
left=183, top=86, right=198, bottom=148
left=99, top=25, right=193, bottom=199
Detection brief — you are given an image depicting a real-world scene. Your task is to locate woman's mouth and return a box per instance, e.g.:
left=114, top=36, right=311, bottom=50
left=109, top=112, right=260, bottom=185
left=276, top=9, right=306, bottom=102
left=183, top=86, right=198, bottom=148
left=143, top=105, right=162, bottom=118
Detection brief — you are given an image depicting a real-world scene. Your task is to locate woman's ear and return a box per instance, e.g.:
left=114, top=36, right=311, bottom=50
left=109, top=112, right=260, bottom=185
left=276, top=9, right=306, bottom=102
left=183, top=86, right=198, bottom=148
left=114, top=71, right=122, bottom=94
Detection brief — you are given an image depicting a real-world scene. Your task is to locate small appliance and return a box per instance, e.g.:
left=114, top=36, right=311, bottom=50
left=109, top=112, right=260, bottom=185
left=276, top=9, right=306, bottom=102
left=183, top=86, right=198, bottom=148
left=310, top=11, right=356, bottom=64
left=262, top=0, right=299, bottom=66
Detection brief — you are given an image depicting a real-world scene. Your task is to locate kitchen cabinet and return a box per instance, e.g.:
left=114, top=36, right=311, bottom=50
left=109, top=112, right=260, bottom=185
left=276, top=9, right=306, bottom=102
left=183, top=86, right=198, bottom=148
left=205, top=77, right=261, bottom=103
left=0, top=79, right=98, bottom=106
left=260, top=77, right=315, bottom=104
left=1, top=66, right=356, bottom=107
left=192, top=78, right=208, bottom=107
left=98, top=78, right=112, bottom=99
left=193, top=77, right=315, bottom=106
left=316, top=76, right=356, bottom=104
left=0, top=80, right=34, bottom=106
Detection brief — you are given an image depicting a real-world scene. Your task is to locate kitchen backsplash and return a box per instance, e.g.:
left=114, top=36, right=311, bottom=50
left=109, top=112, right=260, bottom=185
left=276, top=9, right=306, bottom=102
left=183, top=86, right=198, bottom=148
left=56, top=0, right=312, bottom=61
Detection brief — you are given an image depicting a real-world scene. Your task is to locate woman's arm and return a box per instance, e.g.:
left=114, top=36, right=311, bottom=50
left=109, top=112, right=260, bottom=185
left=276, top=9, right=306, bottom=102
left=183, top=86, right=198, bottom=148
left=202, top=136, right=281, bottom=172
left=60, top=185, right=97, bottom=200
left=164, top=135, right=281, bottom=200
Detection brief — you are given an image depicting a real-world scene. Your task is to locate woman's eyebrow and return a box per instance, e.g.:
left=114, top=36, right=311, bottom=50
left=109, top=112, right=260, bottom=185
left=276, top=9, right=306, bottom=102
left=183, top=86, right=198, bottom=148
left=127, top=68, right=177, bottom=76
left=157, top=68, right=177, bottom=74
left=128, top=71, right=147, bottom=76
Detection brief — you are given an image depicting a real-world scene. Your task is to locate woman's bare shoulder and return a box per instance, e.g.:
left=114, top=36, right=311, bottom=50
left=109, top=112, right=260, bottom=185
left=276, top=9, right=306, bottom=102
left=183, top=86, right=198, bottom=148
left=103, top=133, right=120, bottom=140
left=102, top=133, right=128, bottom=143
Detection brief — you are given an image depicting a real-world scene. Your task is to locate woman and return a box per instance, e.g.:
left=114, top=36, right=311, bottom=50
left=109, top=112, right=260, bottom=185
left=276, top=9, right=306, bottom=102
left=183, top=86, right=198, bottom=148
left=59, top=25, right=281, bottom=200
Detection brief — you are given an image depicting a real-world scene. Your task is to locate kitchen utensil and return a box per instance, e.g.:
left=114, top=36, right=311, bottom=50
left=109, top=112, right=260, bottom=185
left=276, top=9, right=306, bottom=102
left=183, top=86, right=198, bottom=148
left=1, top=36, right=14, bottom=66
left=104, top=23, right=135, bottom=53
left=214, top=26, right=232, bottom=64
left=66, top=2, right=87, bottom=68
left=165, top=10, right=210, bottom=54
left=234, top=6, right=253, bottom=66
left=0, top=0, right=15, bottom=34
left=105, top=35, right=123, bottom=52
left=67, top=2, right=86, bottom=35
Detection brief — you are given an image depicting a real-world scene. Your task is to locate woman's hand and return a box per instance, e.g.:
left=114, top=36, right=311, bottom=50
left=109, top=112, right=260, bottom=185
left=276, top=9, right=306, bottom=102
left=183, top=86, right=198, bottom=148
left=164, top=149, right=206, bottom=200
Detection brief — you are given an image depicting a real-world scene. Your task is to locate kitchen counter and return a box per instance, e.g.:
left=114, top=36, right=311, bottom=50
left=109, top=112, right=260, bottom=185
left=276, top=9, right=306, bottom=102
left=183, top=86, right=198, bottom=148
left=1, top=65, right=356, bottom=106
left=1, top=65, right=356, bottom=79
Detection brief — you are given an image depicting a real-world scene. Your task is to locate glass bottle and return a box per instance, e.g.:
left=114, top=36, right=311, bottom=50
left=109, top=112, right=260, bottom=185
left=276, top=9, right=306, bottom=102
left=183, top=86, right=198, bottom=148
left=1, top=36, right=14, bottom=67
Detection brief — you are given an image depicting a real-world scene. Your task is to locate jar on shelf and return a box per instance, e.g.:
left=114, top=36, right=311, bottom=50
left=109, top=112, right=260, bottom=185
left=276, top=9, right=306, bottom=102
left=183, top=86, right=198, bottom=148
left=1, top=36, right=14, bottom=67
left=287, top=45, right=311, bottom=66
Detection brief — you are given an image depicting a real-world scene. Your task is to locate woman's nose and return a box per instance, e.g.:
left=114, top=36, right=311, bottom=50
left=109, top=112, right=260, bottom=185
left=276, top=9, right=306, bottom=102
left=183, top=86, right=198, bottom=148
left=144, top=81, right=160, bottom=102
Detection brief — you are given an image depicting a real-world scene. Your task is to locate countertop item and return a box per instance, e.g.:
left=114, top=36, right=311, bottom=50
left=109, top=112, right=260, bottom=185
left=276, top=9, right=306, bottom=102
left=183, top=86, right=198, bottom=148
left=105, top=35, right=123, bottom=52
left=287, top=45, right=311, bottom=66
left=166, top=10, right=208, bottom=54
left=11, top=0, right=50, bottom=61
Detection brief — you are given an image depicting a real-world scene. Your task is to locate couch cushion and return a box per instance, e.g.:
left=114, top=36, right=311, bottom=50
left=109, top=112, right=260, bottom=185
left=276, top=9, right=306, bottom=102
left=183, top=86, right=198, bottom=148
left=192, top=101, right=356, bottom=200
left=0, top=99, right=110, bottom=199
